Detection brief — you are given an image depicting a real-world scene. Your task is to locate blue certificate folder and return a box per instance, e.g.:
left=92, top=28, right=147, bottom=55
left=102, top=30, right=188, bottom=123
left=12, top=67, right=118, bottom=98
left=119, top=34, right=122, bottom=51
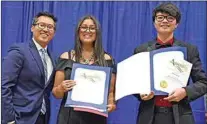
left=65, top=63, right=112, bottom=116
left=150, top=46, right=187, bottom=95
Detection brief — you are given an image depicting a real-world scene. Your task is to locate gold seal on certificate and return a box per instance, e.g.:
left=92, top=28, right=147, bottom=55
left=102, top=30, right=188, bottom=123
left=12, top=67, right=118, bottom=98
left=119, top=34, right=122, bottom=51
left=160, top=80, right=168, bottom=88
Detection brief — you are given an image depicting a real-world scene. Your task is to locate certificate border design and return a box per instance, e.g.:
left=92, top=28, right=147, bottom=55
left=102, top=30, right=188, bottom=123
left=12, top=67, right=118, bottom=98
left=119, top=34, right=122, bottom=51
left=65, top=63, right=112, bottom=116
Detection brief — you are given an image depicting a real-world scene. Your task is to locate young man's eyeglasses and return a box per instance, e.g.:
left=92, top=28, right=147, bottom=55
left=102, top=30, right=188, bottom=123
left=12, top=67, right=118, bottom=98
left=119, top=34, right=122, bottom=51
left=79, top=26, right=96, bottom=33
left=34, top=22, right=55, bottom=31
left=155, top=15, right=175, bottom=22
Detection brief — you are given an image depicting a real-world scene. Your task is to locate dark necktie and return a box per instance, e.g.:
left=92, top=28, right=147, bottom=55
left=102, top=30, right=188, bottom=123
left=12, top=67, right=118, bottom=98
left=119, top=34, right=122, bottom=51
left=155, top=42, right=172, bottom=49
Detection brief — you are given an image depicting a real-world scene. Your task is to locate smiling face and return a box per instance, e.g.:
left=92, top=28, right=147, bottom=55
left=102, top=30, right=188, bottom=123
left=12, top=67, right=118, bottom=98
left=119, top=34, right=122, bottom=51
left=79, top=18, right=97, bottom=45
left=31, top=16, right=55, bottom=48
left=154, top=12, right=178, bottom=35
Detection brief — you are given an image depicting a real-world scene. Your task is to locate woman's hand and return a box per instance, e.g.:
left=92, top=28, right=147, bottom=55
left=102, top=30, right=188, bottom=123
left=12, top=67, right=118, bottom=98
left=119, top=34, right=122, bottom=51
left=59, top=80, right=76, bottom=92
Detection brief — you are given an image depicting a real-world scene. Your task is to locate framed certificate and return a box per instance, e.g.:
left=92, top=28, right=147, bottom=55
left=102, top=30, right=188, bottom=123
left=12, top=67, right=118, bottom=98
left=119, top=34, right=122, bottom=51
left=115, top=46, right=191, bottom=101
left=150, top=46, right=187, bottom=95
left=65, top=63, right=112, bottom=117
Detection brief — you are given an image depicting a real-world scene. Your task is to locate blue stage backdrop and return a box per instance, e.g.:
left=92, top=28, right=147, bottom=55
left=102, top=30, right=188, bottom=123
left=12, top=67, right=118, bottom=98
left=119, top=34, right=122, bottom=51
left=2, top=1, right=207, bottom=124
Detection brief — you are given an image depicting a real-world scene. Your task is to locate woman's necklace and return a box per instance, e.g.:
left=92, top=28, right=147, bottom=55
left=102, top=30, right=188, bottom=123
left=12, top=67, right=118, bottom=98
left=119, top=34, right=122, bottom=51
left=80, top=53, right=95, bottom=64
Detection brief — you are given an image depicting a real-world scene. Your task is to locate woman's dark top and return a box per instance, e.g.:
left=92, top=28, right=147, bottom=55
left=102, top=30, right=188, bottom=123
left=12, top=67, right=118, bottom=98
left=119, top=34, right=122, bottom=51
left=56, top=52, right=116, bottom=124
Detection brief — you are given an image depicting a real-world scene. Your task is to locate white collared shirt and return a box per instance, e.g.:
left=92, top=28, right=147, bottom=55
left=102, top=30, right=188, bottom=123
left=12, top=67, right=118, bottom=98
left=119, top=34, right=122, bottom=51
left=32, top=38, right=53, bottom=82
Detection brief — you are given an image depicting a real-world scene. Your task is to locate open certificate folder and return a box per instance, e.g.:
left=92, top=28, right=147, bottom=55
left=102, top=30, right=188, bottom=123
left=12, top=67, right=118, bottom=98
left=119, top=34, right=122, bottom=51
left=65, top=63, right=112, bottom=117
left=115, top=47, right=192, bottom=101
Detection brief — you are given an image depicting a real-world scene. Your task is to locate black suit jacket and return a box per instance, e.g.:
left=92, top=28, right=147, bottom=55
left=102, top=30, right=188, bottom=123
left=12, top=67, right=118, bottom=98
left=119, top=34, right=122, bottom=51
left=133, top=39, right=207, bottom=124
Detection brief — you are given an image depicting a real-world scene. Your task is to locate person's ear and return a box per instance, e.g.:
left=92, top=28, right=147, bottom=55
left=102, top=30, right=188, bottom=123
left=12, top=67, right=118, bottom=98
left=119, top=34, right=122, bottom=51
left=31, top=25, right=35, bottom=32
left=153, top=22, right=156, bottom=27
left=175, top=23, right=179, bottom=29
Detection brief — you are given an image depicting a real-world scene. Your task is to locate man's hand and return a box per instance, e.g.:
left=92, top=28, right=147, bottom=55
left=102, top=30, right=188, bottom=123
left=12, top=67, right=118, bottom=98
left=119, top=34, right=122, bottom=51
left=140, top=91, right=154, bottom=101
left=164, top=88, right=187, bottom=102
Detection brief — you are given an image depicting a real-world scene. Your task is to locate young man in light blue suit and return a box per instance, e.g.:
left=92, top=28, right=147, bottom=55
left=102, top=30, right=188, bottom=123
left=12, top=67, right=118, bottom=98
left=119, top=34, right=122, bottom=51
left=2, top=12, right=57, bottom=124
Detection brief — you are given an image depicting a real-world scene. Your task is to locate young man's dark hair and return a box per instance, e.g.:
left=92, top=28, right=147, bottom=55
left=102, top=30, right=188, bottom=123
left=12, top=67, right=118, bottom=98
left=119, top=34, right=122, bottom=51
left=152, top=2, right=181, bottom=23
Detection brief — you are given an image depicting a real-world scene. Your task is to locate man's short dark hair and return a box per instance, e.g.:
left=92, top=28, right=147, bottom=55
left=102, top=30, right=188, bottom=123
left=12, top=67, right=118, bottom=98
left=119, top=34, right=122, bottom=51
left=32, top=11, right=58, bottom=30
left=152, top=2, right=181, bottom=23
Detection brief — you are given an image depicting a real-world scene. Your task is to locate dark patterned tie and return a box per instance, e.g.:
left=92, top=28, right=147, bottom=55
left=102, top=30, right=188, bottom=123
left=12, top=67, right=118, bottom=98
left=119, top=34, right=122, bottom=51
left=40, top=48, right=47, bottom=114
left=40, top=49, right=48, bottom=82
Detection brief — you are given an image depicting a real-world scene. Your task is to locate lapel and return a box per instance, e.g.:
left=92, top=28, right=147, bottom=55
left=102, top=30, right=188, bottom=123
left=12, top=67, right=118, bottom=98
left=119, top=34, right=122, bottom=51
left=147, top=39, right=157, bottom=51
left=173, top=39, right=182, bottom=47
left=47, top=48, right=55, bottom=67
left=45, top=48, right=55, bottom=88
left=29, top=40, right=45, bottom=77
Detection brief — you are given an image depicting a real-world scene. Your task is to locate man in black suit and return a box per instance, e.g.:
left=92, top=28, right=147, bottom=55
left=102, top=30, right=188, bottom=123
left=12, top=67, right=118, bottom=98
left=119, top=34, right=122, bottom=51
left=134, top=3, right=207, bottom=124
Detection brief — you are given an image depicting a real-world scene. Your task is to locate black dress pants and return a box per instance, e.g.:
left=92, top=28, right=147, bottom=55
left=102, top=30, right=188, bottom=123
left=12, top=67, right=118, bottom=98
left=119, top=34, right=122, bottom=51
left=153, top=107, right=175, bottom=124
left=35, top=112, right=46, bottom=124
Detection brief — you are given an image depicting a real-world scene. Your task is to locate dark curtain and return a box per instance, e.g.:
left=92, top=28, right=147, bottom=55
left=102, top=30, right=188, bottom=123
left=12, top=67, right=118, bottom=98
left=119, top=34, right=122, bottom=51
left=2, top=1, right=207, bottom=124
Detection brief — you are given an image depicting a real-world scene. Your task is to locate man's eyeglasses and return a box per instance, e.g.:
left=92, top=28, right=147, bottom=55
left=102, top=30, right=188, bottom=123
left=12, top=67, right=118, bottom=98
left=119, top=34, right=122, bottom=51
left=34, top=22, right=55, bottom=31
left=155, top=15, right=175, bottom=22
left=79, top=26, right=97, bottom=33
